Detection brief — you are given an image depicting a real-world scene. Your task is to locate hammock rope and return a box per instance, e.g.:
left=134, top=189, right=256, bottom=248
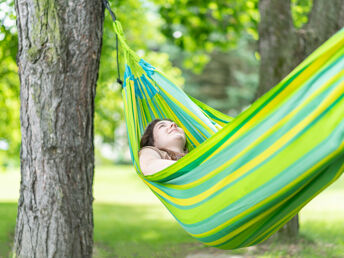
left=103, top=3, right=344, bottom=250
left=102, top=0, right=123, bottom=86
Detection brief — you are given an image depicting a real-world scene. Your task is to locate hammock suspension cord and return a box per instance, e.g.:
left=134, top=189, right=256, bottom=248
left=102, top=0, right=123, bottom=87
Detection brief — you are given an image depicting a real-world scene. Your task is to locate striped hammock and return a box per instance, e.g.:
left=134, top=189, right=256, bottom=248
left=112, top=18, right=344, bottom=250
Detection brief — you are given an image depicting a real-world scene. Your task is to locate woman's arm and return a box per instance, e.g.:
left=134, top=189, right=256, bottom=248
left=144, top=159, right=176, bottom=176
left=139, top=148, right=176, bottom=176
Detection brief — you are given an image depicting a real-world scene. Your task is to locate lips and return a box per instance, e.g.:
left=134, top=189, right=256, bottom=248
left=169, top=128, right=179, bottom=134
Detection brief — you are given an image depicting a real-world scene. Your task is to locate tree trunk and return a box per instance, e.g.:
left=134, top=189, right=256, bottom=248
left=13, top=1, right=104, bottom=257
left=255, top=0, right=344, bottom=239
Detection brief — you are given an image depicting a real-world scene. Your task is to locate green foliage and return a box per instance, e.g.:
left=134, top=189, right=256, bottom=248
left=181, top=32, right=259, bottom=116
left=291, top=0, right=313, bottom=28
left=220, top=34, right=259, bottom=115
left=0, top=0, right=20, bottom=169
left=151, top=0, right=259, bottom=72
left=147, top=0, right=314, bottom=116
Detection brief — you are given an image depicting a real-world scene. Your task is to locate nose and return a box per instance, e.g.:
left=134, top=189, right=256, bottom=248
left=170, top=122, right=177, bottom=128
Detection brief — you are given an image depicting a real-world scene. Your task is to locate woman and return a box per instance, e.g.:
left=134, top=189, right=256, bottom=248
left=139, top=118, right=188, bottom=176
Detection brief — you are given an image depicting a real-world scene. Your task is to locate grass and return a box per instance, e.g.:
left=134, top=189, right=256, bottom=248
left=0, top=165, right=343, bottom=257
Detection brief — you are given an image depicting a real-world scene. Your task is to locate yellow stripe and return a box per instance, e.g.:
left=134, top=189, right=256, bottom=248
left=202, top=46, right=343, bottom=163
left=138, top=100, right=147, bottom=131
left=123, top=85, right=140, bottom=164
left=154, top=95, right=167, bottom=117
left=198, top=141, right=344, bottom=244
left=147, top=98, right=159, bottom=118
left=138, top=77, right=152, bottom=101
left=128, top=81, right=140, bottom=154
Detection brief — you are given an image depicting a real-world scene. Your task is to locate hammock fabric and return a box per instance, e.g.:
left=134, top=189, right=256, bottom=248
left=110, top=16, right=344, bottom=250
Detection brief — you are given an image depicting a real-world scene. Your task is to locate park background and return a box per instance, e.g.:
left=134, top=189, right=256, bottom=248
left=0, top=0, right=343, bottom=257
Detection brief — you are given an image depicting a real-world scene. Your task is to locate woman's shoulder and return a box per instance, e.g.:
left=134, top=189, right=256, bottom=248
left=138, top=146, right=164, bottom=159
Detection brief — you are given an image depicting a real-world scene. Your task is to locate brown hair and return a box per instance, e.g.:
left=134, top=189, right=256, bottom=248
left=139, top=118, right=188, bottom=160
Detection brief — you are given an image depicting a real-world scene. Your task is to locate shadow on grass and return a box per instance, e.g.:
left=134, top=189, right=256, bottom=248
left=1, top=202, right=343, bottom=258
left=93, top=202, right=205, bottom=257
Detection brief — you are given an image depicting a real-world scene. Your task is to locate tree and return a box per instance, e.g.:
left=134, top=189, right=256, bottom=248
left=13, top=0, right=104, bottom=256
left=255, top=0, right=344, bottom=239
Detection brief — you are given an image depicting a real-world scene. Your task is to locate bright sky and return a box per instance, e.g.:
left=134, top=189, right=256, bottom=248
left=0, top=0, right=16, bottom=34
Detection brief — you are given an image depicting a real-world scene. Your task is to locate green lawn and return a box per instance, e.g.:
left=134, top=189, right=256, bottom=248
left=0, top=165, right=343, bottom=257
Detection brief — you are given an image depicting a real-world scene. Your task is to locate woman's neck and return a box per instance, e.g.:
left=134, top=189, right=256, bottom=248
left=160, top=146, right=185, bottom=154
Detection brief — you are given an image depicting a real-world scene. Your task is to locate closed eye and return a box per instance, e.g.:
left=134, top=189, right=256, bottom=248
left=158, top=122, right=179, bottom=129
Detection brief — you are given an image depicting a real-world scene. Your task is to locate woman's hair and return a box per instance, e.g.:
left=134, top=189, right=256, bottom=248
left=139, top=118, right=188, bottom=159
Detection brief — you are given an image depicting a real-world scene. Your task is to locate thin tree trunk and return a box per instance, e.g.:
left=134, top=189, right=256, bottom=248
left=13, top=1, right=104, bottom=257
left=255, top=0, right=344, bottom=239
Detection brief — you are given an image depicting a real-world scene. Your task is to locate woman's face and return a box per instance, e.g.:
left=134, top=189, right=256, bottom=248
left=153, top=120, right=186, bottom=150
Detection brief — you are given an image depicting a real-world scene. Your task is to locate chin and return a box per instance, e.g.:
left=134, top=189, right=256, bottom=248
left=173, top=135, right=186, bottom=142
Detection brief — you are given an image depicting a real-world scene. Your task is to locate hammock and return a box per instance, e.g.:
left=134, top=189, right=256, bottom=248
left=103, top=2, right=344, bottom=250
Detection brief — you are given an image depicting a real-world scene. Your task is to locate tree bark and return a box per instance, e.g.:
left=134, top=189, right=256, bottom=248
left=255, top=0, right=344, bottom=239
left=13, top=0, right=104, bottom=257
